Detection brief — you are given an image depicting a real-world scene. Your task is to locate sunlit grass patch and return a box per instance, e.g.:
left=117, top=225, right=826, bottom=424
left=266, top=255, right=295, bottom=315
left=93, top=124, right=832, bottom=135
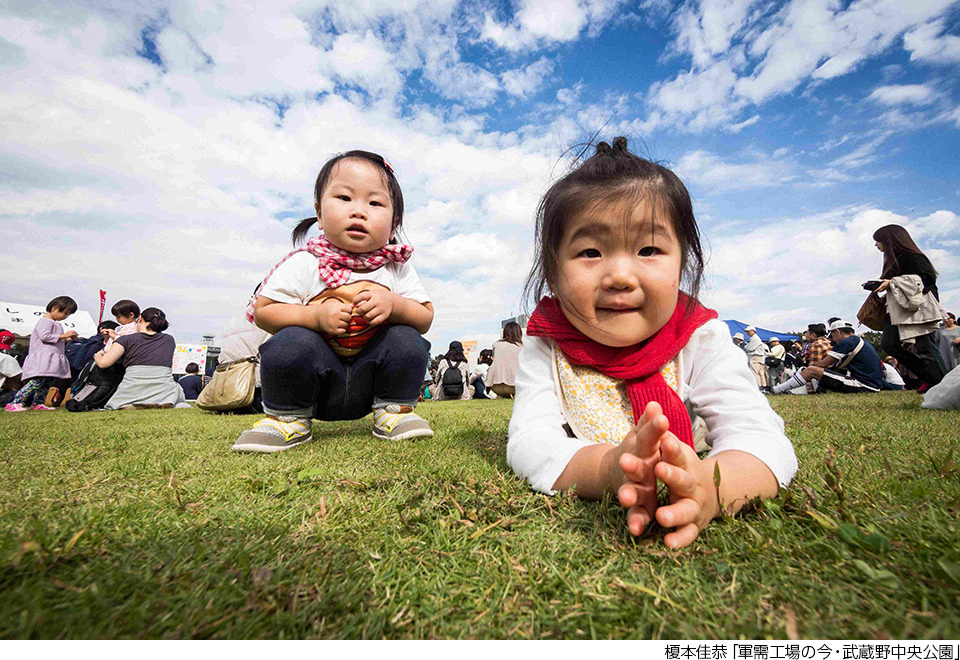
left=0, top=393, right=958, bottom=638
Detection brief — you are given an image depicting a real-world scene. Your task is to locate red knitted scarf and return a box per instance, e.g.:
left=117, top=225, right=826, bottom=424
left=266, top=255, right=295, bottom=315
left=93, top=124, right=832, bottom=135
left=526, top=294, right=717, bottom=449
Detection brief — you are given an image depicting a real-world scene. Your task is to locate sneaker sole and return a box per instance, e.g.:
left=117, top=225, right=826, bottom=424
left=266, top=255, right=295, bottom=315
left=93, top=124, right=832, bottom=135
left=372, top=427, right=435, bottom=441
left=230, top=436, right=314, bottom=453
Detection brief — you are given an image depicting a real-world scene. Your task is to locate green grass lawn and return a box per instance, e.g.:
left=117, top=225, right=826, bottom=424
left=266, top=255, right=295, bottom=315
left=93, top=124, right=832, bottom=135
left=1, top=392, right=958, bottom=639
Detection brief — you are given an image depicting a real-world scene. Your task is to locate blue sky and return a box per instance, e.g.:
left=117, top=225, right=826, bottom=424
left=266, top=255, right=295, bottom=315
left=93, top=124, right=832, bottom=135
left=1, top=0, right=959, bottom=353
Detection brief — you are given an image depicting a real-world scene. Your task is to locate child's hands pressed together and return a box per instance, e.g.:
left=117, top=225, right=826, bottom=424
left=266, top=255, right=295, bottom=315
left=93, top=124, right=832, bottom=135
left=353, top=288, right=395, bottom=327
left=313, top=298, right=352, bottom=336
left=654, top=435, right=721, bottom=549
left=613, top=402, right=666, bottom=537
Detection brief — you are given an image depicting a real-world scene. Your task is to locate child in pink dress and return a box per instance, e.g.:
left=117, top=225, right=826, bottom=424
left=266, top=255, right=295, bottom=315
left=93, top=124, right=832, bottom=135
left=5, top=296, right=79, bottom=411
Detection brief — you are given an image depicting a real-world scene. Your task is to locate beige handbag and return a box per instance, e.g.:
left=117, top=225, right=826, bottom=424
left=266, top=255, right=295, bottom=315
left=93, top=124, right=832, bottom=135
left=196, top=356, right=258, bottom=411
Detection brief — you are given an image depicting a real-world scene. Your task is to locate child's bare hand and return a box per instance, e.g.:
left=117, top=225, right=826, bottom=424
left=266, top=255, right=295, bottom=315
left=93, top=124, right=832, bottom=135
left=612, top=402, right=666, bottom=536
left=654, top=435, right=721, bottom=549
left=353, top=288, right=396, bottom=327
left=313, top=299, right=352, bottom=335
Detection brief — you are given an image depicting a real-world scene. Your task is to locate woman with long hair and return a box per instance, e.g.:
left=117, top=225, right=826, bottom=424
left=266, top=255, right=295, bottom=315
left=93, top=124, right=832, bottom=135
left=487, top=321, right=524, bottom=398
left=872, top=224, right=946, bottom=389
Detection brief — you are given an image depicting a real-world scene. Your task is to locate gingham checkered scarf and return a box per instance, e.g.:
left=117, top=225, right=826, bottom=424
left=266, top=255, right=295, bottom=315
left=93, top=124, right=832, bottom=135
left=245, top=235, right=413, bottom=322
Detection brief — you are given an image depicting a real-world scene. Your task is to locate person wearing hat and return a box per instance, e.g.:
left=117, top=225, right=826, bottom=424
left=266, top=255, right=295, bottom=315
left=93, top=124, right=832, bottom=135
left=0, top=330, right=23, bottom=407
left=766, top=336, right=786, bottom=387
left=742, top=325, right=770, bottom=391
left=433, top=340, right=471, bottom=400
left=772, top=319, right=883, bottom=394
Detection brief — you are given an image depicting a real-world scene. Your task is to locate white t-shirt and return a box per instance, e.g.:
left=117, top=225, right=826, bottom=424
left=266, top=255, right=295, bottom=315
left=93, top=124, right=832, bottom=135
left=507, top=318, right=798, bottom=495
left=881, top=362, right=905, bottom=387
left=259, top=252, right=431, bottom=306
left=0, top=352, right=22, bottom=389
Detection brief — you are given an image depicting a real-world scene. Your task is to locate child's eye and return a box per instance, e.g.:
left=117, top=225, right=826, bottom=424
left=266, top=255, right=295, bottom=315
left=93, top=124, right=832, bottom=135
left=638, top=246, right=660, bottom=257
left=337, top=195, right=351, bottom=201
left=577, top=248, right=601, bottom=258
left=370, top=201, right=383, bottom=207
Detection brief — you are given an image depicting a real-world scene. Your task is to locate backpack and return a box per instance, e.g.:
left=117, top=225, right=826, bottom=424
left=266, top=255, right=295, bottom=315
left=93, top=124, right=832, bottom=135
left=65, top=362, right=125, bottom=412
left=441, top=360, right=464, bottom=398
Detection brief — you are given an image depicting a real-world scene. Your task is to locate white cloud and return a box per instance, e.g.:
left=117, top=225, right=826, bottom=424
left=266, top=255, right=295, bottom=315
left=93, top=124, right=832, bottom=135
left=674, top=150, right=793, bottom=192
left=481, top=0, right=627, bottom=51
left=501, top=57, right=555, bottom=98
left=328, top=31, right=403, bottom=96
left=868, top=83, right=938, bottom=106
left=481, top=0, right=587, bottom=51
left=725, top=114, right=760, bottom=133
left=904, top=20, right=960, bottom=64
left=647, top=61, right=748, bottom=130
left=671, top=0, right=759, bottom=67
left=652, top=0, right=957, bottom=131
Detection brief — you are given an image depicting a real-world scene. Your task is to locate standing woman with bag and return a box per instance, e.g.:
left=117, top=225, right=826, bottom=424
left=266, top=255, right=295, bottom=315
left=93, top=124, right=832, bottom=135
left=872, top=224, right=946, bottom=390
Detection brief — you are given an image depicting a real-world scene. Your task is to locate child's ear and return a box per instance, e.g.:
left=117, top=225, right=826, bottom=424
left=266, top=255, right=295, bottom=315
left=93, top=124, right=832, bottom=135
left=315, top=201, right=323, bottom=231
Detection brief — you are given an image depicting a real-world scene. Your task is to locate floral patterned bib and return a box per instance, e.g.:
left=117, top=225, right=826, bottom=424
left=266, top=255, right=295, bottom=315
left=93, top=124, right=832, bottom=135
left=555, top=350, right=681, bottom=446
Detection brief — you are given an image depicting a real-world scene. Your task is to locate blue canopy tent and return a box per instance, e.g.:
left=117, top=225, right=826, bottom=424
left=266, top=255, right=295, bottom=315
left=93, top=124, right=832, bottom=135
left=723, top=320, right=799, bottom=343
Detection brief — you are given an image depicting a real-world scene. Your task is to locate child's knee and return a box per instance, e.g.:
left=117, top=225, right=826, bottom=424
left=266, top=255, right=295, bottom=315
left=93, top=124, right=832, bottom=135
left=380, top=325, right=429, bottom=364
left=260, top=327, right=330, bottom=371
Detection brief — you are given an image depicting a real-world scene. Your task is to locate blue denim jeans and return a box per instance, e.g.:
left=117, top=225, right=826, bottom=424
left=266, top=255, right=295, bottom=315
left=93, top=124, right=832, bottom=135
left=260, top=324, right=430, bottom=420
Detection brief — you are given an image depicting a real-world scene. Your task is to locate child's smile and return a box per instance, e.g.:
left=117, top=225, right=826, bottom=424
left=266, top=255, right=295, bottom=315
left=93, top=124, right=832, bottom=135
left=316, top=158, right=394, bottom=254
left=554, top=200, right=682, bottom=347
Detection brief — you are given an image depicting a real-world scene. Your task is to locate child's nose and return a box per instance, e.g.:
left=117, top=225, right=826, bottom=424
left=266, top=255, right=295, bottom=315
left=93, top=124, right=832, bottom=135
left=603, top=260, right=638, bottom=290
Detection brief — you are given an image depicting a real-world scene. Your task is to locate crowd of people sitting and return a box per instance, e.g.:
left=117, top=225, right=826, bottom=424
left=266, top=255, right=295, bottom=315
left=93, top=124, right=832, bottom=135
left=728, top=225, right=956, bottom=399
left=1, top=296, right=191, bottom=412
left=424, top=321, right=524, bottom=401
left=730, top=314, right=958, bottom=397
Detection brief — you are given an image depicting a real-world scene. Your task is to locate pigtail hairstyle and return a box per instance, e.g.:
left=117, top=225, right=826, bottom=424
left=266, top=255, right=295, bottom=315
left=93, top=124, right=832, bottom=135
left=46, top=296, right=78, bottom=314
left=523, top=136, right=705, bottom=316
left=292, top=150, right=405, bottom=246
left=140, top=307, right=169, bottom=332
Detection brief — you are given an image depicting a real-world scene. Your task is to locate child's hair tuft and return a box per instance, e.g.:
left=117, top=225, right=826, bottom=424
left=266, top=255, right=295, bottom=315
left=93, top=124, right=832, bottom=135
left=292, top=150, right=404, bottom=246
left=523, top=136, right=705, bottom=315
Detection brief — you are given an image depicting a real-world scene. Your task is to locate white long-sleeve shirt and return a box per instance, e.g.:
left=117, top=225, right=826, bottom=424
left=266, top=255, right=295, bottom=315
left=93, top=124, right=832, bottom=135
left=507, top=319, right=798, bottom=494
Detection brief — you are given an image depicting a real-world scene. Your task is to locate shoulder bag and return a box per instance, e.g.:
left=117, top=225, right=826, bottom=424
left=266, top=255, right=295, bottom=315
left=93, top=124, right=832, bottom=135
left=857, top=292, right=886, bottom=331
left=196, top=356, right=258, bottom=411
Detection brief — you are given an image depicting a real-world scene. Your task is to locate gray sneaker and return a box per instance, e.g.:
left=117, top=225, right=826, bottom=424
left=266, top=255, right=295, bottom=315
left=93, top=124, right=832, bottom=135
left=371, top=405, right=434, bottom=440
left=231, top=416, right=313, bottom=453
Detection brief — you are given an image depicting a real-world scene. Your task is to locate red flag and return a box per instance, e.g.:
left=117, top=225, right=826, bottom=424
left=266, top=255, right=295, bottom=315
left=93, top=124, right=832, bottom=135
left=99, top=290, right=106, bottom=324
